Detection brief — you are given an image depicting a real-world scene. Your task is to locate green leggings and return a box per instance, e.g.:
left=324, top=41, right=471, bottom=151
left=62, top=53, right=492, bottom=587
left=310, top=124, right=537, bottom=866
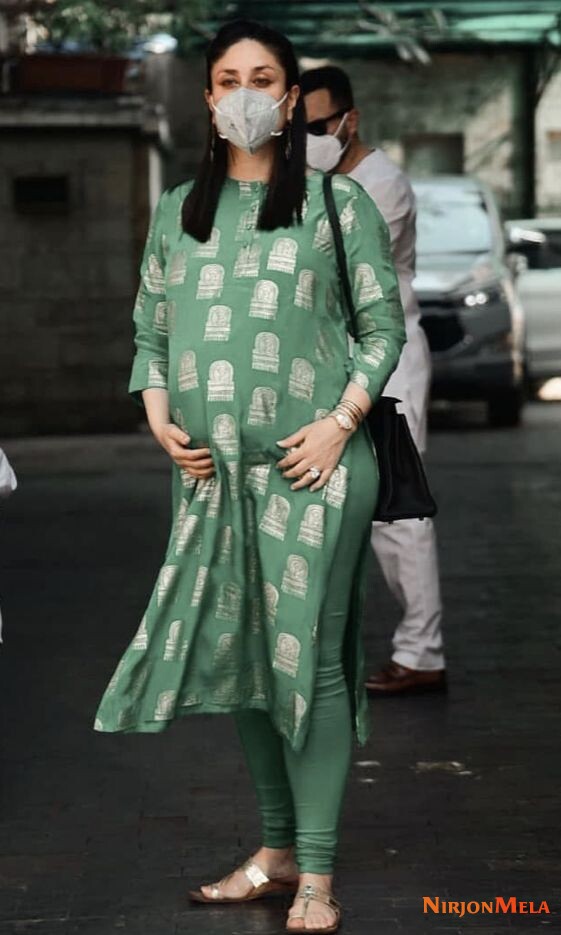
left=234, top=429, right=377, bottom=874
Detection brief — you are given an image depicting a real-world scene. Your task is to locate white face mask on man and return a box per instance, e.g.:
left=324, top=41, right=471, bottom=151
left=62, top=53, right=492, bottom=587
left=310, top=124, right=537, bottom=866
left=306, top=111, right=350, bottom=172
left=210, top=86, right=289, bottom=155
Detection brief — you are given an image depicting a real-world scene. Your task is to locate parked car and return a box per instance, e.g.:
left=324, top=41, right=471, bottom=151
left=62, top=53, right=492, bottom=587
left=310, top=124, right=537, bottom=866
left=504, top=218, right=561, bottom=389
left=411, top=175, right=527, bottom=426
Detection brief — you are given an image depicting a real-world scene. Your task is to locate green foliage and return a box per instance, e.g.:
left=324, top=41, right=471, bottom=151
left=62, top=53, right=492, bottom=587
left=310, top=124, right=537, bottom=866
left=33, top=0, right=218, bottom=54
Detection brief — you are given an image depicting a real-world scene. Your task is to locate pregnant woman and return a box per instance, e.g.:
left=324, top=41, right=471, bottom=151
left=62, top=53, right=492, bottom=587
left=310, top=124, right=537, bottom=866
left=94, top=17, right=406, bottom=934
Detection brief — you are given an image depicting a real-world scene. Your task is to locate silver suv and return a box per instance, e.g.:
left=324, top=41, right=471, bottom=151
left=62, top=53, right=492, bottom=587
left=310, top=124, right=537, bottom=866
left=412, top=175, right=527, bottom=426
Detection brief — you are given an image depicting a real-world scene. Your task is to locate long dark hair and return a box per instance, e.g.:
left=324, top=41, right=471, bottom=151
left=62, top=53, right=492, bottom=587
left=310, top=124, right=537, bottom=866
left=181, top=18, right=307, bottom=242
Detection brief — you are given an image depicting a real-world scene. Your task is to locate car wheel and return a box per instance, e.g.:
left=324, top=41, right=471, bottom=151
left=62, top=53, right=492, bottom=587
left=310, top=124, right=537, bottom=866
left=487, top=388, right=524, bottom=427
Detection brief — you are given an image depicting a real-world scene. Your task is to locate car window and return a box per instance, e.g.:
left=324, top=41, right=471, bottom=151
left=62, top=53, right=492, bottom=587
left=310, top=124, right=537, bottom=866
left=525, top=230, right=561, bottom=270
left=414, top=187, right=493, bottom=255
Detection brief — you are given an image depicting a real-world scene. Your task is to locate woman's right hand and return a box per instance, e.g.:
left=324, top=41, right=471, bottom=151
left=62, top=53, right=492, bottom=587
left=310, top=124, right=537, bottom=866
left=155, top=423, right=215, bottom=479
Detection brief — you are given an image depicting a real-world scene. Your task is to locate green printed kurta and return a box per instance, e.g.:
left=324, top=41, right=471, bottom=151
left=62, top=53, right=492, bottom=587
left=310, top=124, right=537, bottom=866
left=93, top=169, right=406, bottom=752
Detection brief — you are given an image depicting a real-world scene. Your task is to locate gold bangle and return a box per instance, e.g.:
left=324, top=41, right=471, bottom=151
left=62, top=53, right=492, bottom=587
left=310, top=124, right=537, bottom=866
left=338, top=397, right=364, bottom=418
left=335, top=400, right=364, bottom=425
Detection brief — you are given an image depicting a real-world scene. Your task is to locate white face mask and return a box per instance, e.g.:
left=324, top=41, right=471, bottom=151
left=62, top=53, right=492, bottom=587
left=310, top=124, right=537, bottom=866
left=306, top=112, right=350, bottom=172
left=211, top=86, right=289, bottom=155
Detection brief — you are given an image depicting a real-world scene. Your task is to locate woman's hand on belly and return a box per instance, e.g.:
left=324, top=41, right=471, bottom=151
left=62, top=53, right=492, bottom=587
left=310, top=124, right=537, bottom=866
left=155, top=423, right=215, bottom=479
left=275, top=417, right=356, bottom=492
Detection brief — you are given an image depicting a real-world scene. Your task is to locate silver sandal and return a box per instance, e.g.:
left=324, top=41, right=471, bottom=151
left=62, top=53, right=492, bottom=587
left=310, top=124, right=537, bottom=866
left=286, top=882, right=342, bottom=933
left=189, top=856, right=299, bottom=903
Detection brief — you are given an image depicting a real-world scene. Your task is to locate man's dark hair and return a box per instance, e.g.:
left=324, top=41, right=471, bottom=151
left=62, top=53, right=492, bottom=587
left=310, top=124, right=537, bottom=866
left=300, top=65, right=354, bottom=112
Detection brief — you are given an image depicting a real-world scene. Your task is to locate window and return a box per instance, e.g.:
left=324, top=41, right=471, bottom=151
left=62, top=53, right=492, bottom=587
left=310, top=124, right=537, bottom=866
left=13, top=175, right=70, bottom=215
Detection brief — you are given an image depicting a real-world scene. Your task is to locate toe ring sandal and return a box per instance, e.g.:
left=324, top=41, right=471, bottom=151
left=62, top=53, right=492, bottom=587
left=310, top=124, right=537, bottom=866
left=286, top=883, right=342, bottom=934
left=188, top=857, right=298, bottom=903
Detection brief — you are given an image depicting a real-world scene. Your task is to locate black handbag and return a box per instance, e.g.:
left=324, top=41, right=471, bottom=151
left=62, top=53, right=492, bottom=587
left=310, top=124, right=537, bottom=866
left=322, top=173, right=438, bottom=523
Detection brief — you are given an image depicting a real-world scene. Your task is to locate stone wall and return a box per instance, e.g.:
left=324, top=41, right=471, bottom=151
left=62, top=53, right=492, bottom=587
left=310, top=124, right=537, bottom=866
left=0, top=120, right=153, bottom=435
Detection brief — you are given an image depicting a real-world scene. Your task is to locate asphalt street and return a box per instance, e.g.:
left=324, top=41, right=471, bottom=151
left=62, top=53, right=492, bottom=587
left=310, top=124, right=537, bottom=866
left=1, top=399, right=560, bottom=934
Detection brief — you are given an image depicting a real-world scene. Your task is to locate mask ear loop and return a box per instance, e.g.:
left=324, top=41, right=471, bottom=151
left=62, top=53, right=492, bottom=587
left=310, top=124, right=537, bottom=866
left=270, top=90, right=289, bottom=137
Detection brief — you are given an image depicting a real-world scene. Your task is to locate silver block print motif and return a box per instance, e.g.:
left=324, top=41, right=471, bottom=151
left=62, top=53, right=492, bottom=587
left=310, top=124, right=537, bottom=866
left=288, top=358, right=315, bottom=401
left=312, top=217, right=334, bottom=253
left=332, top=177, right=352, bottom=192
left=218, top=525, right=233, bottom=564
left=245, top=463, right=270, bottom=495
left=238, top=180, right=254, bottom=199
left=167, top=299, right=177, bottom=335
left=212, top=414, right=238, bottom=455
left=180, top=468, right=197, bottom=490
left=154, top=689, right=177, bottom=720
left=322, top=464, right=348, bottom=509
left=273, top=632, right=301, bottom=677
left=204, top=305, right=232, bottom=341
left=216, top=582, right=242, bottom=622
left=191, top=564, right=208, bottom=606
left=354, top=262, right=384, bottom=304
left=163, top=619, right=184, bottom=661
left=250, top=595, right=262, bottom=634
left=207, top=360, right=235, bottom=401
left=248, top=386, right=277, bottom=425
left=362, top=336, right=388, bottom=368
left=157, top=564, right=179, bottom=605
left=153, top=300, right=168, bottom=334
left=167, top=250, right=187, bottom=286
left=193, top=226, right=221, bottom=258
left=233, top=243, right=261, bottom=278
left=147, top=358, right=167, bottom=388
left=259, top=493, right=290, bottom=540
left=297, top=504, right=325, bottom=548
left=252, top=332, right=280, bottom=372
left=293, top=691, right=307, bottom=732
left=107, top=658, right=126, bottom=694
left=133, top=285, right=145, bottom=315
left=314, top=408, right=330, bottom=420
left=294, top=269, right=316, bottom=310
left=143, top=254, right=165, bottom=294
left=281, top=554, right=309, bottom=599
left=131, top=614, right=148, bottom=650
left=196, top=263, right=224, bottom=299
left=313, top=328, right=334, bottom=364
left=339, top=196, right=359, bottom=234
left=207, top=478, right=222, bottom=518
left=249, top=280, right=279, bottom=319
left=246, top=541, right=258, bottom=583
left=264, top=581, right=279, bottom=625
left=178, top=350, right=198, bottom=391
left=175, top=506, right=199, bottom=554
left=195, top=477, right=216, bottom=502
left=350, top=370, right=369, bottom=389
left=213, top=632, right=237, bottom=664
left=267, top=237, right=298, bottom=274
left=249, top=662, right=267, bottom=700
left=226, top=461, right=240, bottom=500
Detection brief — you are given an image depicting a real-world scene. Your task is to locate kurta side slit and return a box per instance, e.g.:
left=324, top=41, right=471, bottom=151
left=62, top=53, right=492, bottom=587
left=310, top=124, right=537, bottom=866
left=93, top=170, right=407, bottom=754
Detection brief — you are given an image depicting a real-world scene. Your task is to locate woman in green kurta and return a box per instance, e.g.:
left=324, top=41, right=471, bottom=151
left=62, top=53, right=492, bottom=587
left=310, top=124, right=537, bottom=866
left=94, top=18, right=406, bottom=934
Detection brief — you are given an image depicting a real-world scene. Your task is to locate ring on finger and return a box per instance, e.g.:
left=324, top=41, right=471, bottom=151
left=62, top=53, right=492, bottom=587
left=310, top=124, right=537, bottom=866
left=307, top=465, right=321, bottom=480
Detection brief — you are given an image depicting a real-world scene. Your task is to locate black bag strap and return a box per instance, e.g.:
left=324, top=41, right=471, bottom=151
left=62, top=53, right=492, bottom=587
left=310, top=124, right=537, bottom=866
left=322, top=173, right=358, bottom=342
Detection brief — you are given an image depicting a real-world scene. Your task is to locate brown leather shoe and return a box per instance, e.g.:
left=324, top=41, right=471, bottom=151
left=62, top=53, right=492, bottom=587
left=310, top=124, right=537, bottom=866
left=365, top=660, right=447, bottom=696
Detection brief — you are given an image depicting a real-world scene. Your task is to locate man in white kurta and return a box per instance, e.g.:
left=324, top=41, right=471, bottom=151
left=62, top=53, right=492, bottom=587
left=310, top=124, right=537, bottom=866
left=302, top=65, right=446, bottom=693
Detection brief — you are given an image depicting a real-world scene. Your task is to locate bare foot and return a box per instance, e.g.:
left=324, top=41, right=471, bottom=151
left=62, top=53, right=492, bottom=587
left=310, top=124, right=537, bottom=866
left=286, top=873, right=339, bottom=931
left=199, top=845, right=298, bottom=900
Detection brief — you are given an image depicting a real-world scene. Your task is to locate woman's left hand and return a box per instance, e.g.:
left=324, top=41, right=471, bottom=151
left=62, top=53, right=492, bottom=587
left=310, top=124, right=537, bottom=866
left=276, top=417, right=355, bottom=492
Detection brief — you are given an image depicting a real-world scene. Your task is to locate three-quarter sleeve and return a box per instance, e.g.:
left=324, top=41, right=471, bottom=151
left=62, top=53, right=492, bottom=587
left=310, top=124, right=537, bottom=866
left=332, top=175, right=407, bottom=407
left=128, top=188, right=172, bottom=408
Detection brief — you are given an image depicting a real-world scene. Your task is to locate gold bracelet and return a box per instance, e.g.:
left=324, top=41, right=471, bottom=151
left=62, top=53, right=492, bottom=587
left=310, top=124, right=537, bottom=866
left=338, top=397, right=364, bottom=418
left=335, top=399, right=364, bottom=425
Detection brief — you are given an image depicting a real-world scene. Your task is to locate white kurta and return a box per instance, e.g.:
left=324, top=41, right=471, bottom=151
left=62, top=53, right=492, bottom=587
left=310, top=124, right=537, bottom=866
left=347, top=149, right=445, bottom=671
left=348, top=148, right=431, bottom=452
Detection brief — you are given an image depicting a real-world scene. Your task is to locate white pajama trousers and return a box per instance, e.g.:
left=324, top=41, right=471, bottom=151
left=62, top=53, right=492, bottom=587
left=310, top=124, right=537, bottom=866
left=369, top=327, right=445, bottom=671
